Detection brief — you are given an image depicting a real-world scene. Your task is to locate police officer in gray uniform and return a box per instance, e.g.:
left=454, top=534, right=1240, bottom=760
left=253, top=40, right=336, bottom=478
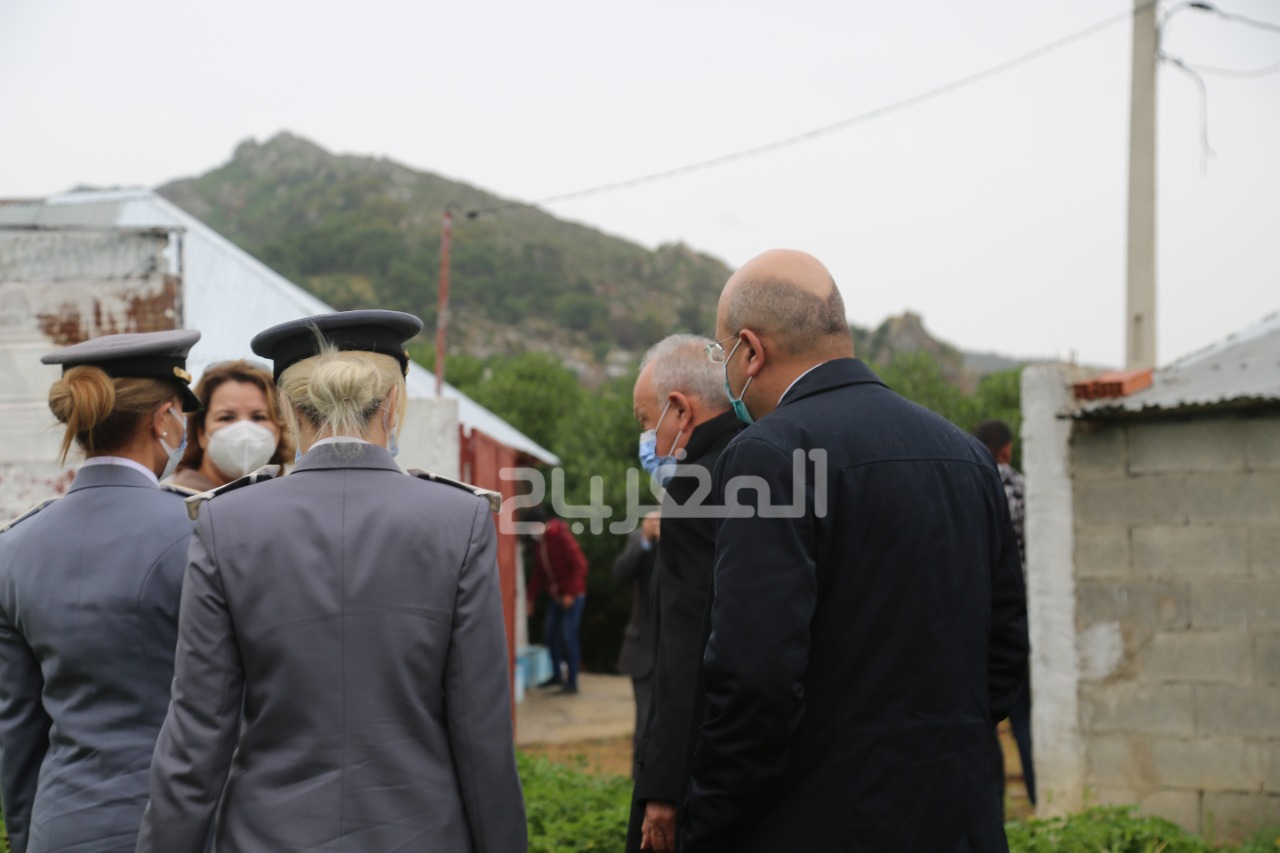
left=139, top=310, right=527, bottom=853
left=0, top=329, right=202, bottom=853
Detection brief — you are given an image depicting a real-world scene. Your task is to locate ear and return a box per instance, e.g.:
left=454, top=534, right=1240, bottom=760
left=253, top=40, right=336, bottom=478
left=384, top=383, right=400, bottom=412
left=740, top=329, right=766, bottom=378
left=151, top=405, right=174, bottom=440
left=667, top=391, right=694, bottom=430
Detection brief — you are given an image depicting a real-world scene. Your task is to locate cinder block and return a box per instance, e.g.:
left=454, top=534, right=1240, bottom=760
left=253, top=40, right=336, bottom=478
left=1256, top=635, right=1280, bottom=685
left=1138, top=632, right=1252, bottom=684
left=1196, top=686, right=1280, bottom=737
left=1090, top=786, right=1142, bottom=809
left=1086, top=734, right=1155, bottom=788
left=1132, top=525, right=1248, bottom=578
left=1075, top=475, right=1189, bottom=527
left=1077, top=525, right=1131, bottom=578
left=1267, top=743, right=1280, bottom=793
left=1078, top=580, right=1192, bottom=658
left=1142, top=790, right=1203, bottom=835
left=1191, top=579, right=1280, bottom=632
left=1073, top=424, right=1128, bottom=478
left=1246, top=417, right=1280, bottom=470
left=1252, top=527, right=1280, bottom=575
left=1130, top=419, right=1247, bottom=474
left=1152, top=737, right=1266, bottom=790
left=1081, top=682, right=1196, bottom=736
left=1187, top=472, right=1280, bottom=526
left=1202, top=792, right=1280, bottom=843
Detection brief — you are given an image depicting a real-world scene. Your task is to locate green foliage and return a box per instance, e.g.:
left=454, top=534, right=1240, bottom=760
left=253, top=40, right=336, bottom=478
left=514, top=759, right=1280, bottom=853
left=1006, top=806, right=1280, bottom=852
left=518, top=752, right=631, bottom=852
left=873, top=353, right=1025, bottom=468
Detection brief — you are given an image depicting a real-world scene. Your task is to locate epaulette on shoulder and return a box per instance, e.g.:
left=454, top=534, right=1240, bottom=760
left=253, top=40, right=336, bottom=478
left=0, top=497, right=59, bottom=534
left=407, top=468, right=502, bottom=514
left=184, top=465, right=282, bottom=521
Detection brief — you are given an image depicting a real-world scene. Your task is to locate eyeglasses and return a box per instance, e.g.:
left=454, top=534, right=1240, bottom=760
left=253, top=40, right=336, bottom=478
left=705, top=335, right=739, bottom=364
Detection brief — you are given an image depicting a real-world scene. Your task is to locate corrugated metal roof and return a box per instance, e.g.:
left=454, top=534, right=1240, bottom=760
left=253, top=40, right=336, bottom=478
left=2, top=190, right=558, bottom=464
left=1075, top=310, right=1280, bottom=419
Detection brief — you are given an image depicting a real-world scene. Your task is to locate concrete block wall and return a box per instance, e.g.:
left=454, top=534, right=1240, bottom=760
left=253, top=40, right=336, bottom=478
left=1071, top=410, right=1280, bottom=839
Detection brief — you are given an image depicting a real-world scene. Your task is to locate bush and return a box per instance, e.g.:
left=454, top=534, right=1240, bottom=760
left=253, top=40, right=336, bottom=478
left=1006, top=806, right=1280, bottom=852
left=519, top=751, right=630, bottom=851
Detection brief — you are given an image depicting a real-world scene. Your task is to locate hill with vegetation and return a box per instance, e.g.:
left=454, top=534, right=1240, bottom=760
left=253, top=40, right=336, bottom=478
left=159, top=133, right=730, bottom=381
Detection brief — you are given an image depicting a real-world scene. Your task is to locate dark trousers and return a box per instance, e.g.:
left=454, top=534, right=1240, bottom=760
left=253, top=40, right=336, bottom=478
left=631, top=674, right=653, bottom=775
left=544, top=595, right=585, bottom=689
left=1009, top=681, right=1035, bottom=804
left=996, top=680, right=1036, bottom=812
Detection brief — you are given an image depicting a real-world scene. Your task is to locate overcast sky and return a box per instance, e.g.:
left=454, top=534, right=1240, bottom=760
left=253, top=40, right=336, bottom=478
left=2, top=0, right=1277, bottom=367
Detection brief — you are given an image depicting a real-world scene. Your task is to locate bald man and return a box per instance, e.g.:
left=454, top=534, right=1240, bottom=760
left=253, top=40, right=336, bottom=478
left=679, top=250, right=1028, bottom=853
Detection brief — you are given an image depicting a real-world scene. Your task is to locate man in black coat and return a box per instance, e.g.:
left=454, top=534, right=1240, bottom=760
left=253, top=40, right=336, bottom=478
left=627, top=335, right=744, bottom=853
left=679, top=249, right=1029, bottom=853
left=612, top=511, right=659, bottom=770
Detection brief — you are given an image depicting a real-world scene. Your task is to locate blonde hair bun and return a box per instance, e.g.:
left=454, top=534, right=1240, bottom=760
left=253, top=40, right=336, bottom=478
left=49, top=365, right=116, bottom=432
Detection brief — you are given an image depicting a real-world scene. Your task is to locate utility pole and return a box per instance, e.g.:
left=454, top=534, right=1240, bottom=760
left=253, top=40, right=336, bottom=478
left=434, top=210, right=453, bottom=396
left=1125, top=0, right=1159, bottom=369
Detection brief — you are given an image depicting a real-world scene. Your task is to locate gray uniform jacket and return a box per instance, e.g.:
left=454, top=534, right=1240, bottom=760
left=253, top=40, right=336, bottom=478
left=138, top=442, right=527, bottom=853
left=0, top=464, right=193, bottom=853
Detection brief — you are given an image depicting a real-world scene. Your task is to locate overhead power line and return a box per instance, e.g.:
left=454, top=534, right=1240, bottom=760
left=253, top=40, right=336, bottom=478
left=466, top=1, right=1158, bottom=218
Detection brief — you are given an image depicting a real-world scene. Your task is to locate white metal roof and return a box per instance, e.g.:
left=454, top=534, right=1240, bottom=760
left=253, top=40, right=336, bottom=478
left=1076, top=310, right=1280, bottom=419
left=0, top=190, right=558, bottom=464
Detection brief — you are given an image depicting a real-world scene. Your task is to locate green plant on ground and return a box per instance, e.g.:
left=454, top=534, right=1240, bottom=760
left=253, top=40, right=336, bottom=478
left=519, top=751, right=631, bottom=852
left=1006, top=806, right=1280, bottom=853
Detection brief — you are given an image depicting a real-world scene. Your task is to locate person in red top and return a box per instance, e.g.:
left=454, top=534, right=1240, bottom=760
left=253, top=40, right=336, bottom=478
left=524, top=506, right=589, bottom=695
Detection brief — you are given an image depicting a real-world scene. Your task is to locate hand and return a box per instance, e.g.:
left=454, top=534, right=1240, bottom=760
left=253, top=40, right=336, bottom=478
left=640, top=800, right=677, bottom=852
left=643, top=512, right=661, bottom=543
left=560, top=594, right=575, bottom=609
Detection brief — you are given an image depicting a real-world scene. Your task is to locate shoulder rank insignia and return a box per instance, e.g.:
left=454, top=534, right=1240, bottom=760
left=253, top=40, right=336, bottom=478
left=407, top=468, right=502, bottom=514
left=184, top=465, right=282, bottom=521
left=0, top=498, right=59, bottom=534
left=161, top=482, right=202, bottom=498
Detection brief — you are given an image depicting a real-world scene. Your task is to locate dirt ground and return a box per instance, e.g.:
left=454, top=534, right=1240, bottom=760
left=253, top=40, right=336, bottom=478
left=521, top=733, right=636, bottom=779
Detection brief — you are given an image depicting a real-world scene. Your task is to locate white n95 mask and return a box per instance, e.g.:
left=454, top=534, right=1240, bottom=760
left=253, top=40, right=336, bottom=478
left=206, top=420, right=278, bottom=479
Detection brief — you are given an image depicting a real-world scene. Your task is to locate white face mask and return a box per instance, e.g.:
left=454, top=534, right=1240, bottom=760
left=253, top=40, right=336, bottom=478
left=206, top=420, right=278, bottom=479
left=158, top=408, right=187, bottom=481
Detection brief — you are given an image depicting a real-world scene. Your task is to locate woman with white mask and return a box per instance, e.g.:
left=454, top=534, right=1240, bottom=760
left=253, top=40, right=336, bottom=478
left=167, top=360, right=293, bottom=493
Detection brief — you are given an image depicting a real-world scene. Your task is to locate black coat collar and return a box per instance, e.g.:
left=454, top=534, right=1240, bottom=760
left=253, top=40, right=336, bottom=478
left=777, top=358, right=886, bottom=409
left=682, top=409, right=744, bottom=465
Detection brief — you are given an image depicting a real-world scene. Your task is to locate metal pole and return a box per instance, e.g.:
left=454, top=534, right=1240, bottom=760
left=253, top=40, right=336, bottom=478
left=1125, top=0, right=1158, bottom=369
left=435, top=210, right=453, bottom=396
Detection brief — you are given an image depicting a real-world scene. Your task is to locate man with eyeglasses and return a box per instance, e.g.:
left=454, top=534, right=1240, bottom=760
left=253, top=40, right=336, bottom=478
left=679, top=249, right=1028, bottom=853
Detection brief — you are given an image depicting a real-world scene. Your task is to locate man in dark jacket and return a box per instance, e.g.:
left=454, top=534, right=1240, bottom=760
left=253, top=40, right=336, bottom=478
left=679, top=249, right=1029, bottom=853
left=627, top=334, right=743, bottom=853
left=613, top=511, right=660, bottom=768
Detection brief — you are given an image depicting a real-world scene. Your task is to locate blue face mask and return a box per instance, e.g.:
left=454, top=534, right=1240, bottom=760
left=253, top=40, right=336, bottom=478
left=722, top=338, right=755, bottom=425
left=638, top=401, right=682, bottom=487
left=157, top=407, right=187, bottom=480
left=382, top=408, right=400, bottom=458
